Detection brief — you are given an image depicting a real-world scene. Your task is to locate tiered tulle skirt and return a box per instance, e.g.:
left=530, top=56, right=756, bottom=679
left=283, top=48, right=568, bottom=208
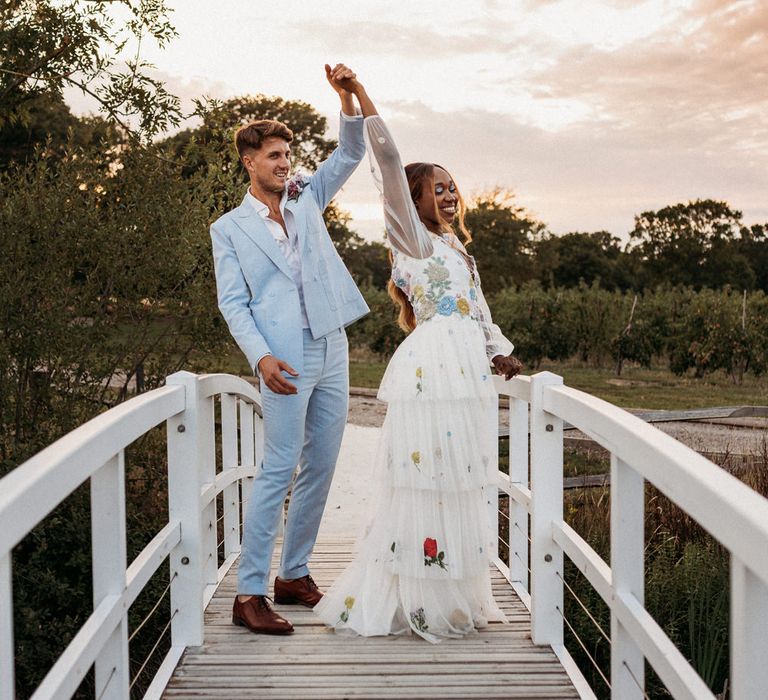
left=314, top=314, right=507, bottom=642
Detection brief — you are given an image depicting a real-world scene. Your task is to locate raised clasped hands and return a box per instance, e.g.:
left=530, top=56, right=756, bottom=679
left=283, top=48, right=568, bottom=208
left=325, top=62, right=361, bottom=95
left=492, top=354, right=523, bottom=381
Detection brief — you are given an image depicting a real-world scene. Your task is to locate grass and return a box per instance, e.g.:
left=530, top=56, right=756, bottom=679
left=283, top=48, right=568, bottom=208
left=348, top=358, right=768, bottom=409
left=206, top=346, right=767, bottom=409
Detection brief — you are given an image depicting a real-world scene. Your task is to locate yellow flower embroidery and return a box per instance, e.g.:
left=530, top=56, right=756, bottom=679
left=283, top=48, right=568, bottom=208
left=413, top=284, right=425, bottom=299
left=416, top=367, right=422, bottom=378
left=340, top=596, right=355, bottom=623
left=411, top=451, right=421, bottom=466
left=456, top=297, right=470, bottom=316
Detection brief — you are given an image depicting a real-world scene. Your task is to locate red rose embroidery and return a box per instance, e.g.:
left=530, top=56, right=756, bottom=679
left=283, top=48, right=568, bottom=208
left=423, top=537, right=447, bottom=569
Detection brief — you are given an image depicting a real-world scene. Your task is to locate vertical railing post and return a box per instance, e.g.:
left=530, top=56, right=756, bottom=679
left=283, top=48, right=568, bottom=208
left=221, top=394, right=240, bottom=558
left=167, top=371, right=206, bottom=648
left=239, top=400, right=255, bottom=528
left=731, top=557, right=768, bottom=698
left=0, top=553, right=14, bottom=700
left=488, top=398, right=500, bottom=560
left=529, top=371, right=564, bottom=645
left=201, top=394, right=217, bottom=590
left=509, top=395, right=530, bottom=592
left=610, top=455, right=645, bottom=699
left=90, top=452, right=130, bottom=699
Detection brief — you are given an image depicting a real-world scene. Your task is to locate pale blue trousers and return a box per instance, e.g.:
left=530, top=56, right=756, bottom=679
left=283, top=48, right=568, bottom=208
left=237, top=328, right=349, bottom=595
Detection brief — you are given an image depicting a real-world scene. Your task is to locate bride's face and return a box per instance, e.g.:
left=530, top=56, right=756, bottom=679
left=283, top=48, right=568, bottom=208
left=415, top=167, right=458, bottom=229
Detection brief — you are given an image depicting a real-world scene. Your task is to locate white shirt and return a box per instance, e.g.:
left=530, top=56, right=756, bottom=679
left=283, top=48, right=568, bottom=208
left=246, top=188, right=310, bottom=329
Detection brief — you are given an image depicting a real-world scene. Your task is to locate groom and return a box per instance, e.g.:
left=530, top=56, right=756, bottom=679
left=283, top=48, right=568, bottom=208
left=210, top=64, right=369, bottom=634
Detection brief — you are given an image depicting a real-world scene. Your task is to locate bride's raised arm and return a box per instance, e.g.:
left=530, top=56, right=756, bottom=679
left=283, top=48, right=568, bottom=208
left=324, top=66, right=433, bottom=260
left=363, top=116, right=433, bottom=259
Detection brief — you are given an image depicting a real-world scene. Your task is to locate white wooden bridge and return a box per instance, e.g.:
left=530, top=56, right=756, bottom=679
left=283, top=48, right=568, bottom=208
left=2, top=370, right=768, bottom=699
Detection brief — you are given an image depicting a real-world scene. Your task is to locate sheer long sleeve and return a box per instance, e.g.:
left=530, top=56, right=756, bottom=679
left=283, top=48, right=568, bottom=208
left=475, top=279, right=515, bottom=360
left=364, top=115, right=433, bottom=259
left=444, top=232, right=514, bottom=360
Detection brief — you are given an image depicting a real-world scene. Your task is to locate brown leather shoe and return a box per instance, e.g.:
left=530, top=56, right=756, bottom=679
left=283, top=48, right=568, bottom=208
left=274, top=574, right=323, bottom=607
left=232, top=595, right=293, bottom=634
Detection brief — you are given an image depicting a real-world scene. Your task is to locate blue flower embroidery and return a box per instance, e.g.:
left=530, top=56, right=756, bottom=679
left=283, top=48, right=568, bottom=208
left=469, top=288, right=477, bottom=301
left=395, top=277, right=407, bottom=289
left=437, top=296, right=457, bottom=316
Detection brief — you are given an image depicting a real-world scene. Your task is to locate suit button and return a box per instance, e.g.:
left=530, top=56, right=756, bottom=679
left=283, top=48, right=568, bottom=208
left=308, top=246, right=313, bottom=253
left=313, top=275, right=318, bottom=281
left=271, top=320, right=277, bottom=326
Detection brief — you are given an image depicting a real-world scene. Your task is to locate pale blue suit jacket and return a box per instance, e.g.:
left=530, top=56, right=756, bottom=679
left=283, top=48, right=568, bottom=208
left=210, top=114, right=369, bottom=373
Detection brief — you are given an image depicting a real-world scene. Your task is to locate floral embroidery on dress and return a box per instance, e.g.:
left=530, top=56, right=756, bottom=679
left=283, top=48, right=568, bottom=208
left=411, top=451, right=421, bottom=469
left=339, top=596, right=355, bottom=623
left=423, top=537, right=447, bottom=569
left=425, top=258, right=451, bottom=286
left=416, top=366, right=423, bottom=393
left=437, top=296, right=457, bottom=316
left=416, top=296, right=437, bottom=321
left=410, top=607, right=429, bottom=633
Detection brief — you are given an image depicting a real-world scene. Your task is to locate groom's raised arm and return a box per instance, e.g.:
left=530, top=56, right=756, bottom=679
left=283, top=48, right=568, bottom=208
left=307, top=64, right=366, bottom=211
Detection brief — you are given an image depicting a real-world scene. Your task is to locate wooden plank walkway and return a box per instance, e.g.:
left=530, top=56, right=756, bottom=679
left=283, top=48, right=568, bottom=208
left=164, top=538, right=579, bottom=699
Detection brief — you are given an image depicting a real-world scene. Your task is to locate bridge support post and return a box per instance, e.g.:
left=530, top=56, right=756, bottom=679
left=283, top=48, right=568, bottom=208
left=509, top=396, right=529, bottom=591
left=90, top=451, right=130, bottom=699
left=167, top=371, right=207, bottom=648
left=610, top=455, right=645, bottom=699
left=221, top=395, right=241, bottom=558
left=1, top=553, right=14, bottom=699
left=529, top=371, right=564, bottom=646
left=731, top=558, right=768, bottom=699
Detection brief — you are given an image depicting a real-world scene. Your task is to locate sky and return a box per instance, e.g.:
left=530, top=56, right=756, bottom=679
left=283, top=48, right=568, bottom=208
left=67, top=0, right=768, bottom=243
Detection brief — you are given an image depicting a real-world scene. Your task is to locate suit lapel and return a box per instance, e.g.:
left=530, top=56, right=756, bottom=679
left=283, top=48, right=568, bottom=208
left=284, top=197, right=309, bottom=255
left=233, top=198, right=293, bottom=280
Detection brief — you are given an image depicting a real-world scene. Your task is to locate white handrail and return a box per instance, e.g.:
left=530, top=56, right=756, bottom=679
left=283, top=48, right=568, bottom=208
left=1, top=371, right=264, bottom=700
left=495, top=370, right=768, bottom=700
left=545, top=384, right=768, bottom=584
left=4, top=366, right=767, bottom=699
left=0, top=385, right=185, bottom=553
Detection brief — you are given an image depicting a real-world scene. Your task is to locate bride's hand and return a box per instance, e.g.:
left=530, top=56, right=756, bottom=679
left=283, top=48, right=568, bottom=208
left=492, top=354, right=523, bottom=381
left=325, top=63, right=361, bottom=94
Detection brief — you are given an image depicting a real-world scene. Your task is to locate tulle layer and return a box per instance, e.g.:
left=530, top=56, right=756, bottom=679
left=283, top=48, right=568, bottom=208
left=314, top=559, right=506, bottom=644
left=353, top=484, right=498, bottom=580
left=377, top=314, right=496, bottom=403
left=375, top=397, right=498, bottom=493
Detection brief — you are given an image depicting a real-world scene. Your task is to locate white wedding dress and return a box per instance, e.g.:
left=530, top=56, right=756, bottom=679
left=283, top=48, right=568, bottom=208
left=313, top=115, right=514, bottom=643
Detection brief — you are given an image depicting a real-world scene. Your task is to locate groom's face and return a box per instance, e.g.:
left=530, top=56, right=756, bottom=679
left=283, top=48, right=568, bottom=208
left=243, top=137, right=292, bottom=193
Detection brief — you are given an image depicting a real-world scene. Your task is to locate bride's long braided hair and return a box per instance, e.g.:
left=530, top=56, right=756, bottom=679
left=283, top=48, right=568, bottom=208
left=388, top=162, right=471, bottom=333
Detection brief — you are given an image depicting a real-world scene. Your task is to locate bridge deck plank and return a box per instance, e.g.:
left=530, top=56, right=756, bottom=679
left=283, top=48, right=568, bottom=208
left=164, top=539, right=578, bottom=699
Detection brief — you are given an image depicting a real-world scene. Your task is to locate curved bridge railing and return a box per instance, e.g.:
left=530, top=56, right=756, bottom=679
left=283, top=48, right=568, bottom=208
left=2, top=370, right=767, bottom=699
left=0, top=371, right=264, bottom=700
left=493, top=371, right=768, bottom=700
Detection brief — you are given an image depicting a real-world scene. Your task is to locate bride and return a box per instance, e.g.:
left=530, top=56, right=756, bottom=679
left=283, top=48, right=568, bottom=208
left=314, top=68, right=522, bottom=642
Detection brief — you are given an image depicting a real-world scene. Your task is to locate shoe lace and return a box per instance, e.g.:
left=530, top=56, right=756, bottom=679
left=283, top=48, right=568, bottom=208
left=305, top=574, right=319, bottom=591
left=256, top=595, right=275, bottom=611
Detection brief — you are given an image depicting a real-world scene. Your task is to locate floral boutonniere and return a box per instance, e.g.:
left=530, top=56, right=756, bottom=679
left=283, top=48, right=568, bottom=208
left=286, top=173, right=308, bottom=203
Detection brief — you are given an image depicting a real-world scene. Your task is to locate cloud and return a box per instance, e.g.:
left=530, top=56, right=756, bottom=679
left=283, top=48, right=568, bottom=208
left=337, top=95, right=768, bottom=242
left=526, top=0, right=768, bottom=150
